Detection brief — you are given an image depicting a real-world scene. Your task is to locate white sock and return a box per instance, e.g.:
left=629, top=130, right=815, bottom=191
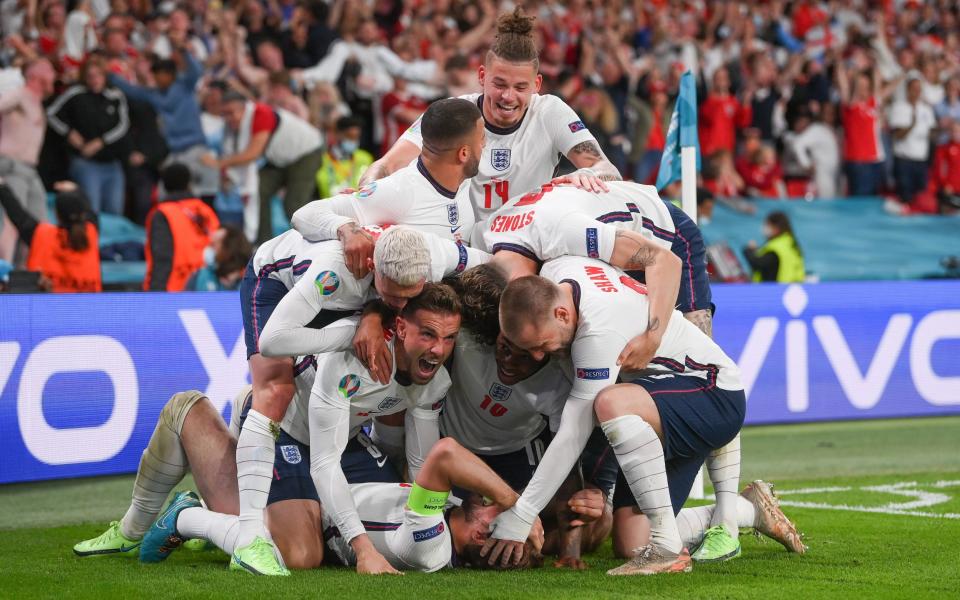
left=177, top=507, right=240, bottom=555
left=602, top=415, right=683, bottom=554
left=706, top=434, right=742, bottom=537
left=236, top=409, right=276, bottom=546
left=678, top=497, right=757, bottom=547
left=119, top=405, right=190, bottom=539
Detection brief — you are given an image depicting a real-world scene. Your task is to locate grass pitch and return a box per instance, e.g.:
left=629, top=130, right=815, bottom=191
left=1, top=416, right=958, bottom=599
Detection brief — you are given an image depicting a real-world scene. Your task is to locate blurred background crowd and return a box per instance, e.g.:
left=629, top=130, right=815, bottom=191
left=1, top=0, right=959, bottom=292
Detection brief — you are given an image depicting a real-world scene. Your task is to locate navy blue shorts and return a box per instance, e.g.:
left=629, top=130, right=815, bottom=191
left=238, top=398, right=399, bottom=505
left=612, top=373, right=745, bottom=513
left=471, top=427, right=617, bottom=498
left=240, top=261, right=290, bottom=359
left=628, top=202, right=713, bottom=315
left=240, top=260, right=357, bottom=360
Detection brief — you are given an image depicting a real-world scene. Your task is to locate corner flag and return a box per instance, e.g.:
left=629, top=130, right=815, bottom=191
left=655, top=70, right=701, bottom=191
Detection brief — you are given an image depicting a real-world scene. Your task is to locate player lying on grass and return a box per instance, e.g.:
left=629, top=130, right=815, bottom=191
left=74, top=390, right=548, bottom=573
left=236, top=225, right=487, bottom=574
left=481, top=182, right=745, bottom=562
left=488, top=257, right=746, bottom=575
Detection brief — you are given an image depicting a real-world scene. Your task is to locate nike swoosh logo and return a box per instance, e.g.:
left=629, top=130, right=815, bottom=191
left=119, top=543, right=141, bottom=552
left=451, top=226, right=462, bottom=233
left=234, top=557, right=266, bottom=575
left=376, top=456, right=388, bottom=468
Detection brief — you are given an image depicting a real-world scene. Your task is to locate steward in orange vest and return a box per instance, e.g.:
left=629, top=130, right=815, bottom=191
left=0, top=180, right=101, bottom=293
left=144, top=163, right=220, bottom=291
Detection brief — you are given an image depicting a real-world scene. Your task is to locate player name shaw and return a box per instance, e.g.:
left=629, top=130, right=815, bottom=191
left=488, top=211, right=535, bottom=233
left=585, top=266, right=617, bottom=293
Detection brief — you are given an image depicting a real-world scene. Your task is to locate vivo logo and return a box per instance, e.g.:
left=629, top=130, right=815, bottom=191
left=736, top=285, right=960, bottom=412
left=0, top=309, right=248, bottom=466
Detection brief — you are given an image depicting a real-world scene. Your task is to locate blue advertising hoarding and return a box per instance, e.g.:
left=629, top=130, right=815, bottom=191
left=0, top=281, right=958, bottom=484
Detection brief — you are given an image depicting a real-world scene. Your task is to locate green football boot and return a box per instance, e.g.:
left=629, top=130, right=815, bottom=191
left=230, top=537, right=290, bottom=576
left=691, top=525, right=742, bottom=562
left=73, top=521, right=141, bottom=557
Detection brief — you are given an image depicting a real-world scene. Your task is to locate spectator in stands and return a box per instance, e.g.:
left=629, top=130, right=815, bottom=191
left=835, top=60, right=895, bottom=197
left=123, top=97, right=168, bottom=225
left=782, top=107, right=840, bottom=199
left=206, top=91, right=323, bottom=243
left=47, top=56, right=131, bottom=216
left=931, top=121, right=960, bottom=214
left=265, top=70, right=310, bottom=120
left=316, top=115, right=373, bottom=198
left=703, top=150, right=744, bottom=199
left=630, top=78, right=669, bottom=185
left=308, top=80, right=350, bottom=131
left=379, top=76, right=429, bottom=157
left=144, top=163, right=219, bottom=292
left=109, top=50, right=218, bottom=202
left=572, top=84, right=627, bottom=174
left=185, top=225, right=252, bottom=291
left=738, top=144, right=786, bottom=199
left=0, top=178, right=101, bottom=293
left=0, top=58, right=56, bottom=263
left=698, top=66, right=752, bottom=158
left=890, top=75, right=937, bottom=209
left=743, top=211, right=805, bottom=283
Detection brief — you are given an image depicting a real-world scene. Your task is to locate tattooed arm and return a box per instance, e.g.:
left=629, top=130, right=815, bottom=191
left=563, top=140, right=622, bottom=188
left=609, top=229, right=681, bottom=371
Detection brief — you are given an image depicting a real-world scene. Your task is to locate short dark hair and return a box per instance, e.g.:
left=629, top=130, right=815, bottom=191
left=222, top=90, right=247, bottom=104
left=420, top=98, right=482, bottom=155
left=499, top=275, right=559, bottom=341
left=400, top=282, right=462, bottom=321
left=215, top=225, right=253, bottom=278
left=268, top=70, right=291, bottom=87
left=151, top=58, right=177, bottom=75
left=335, top=115, right=363, bottom=131
left=160, top=163, right=192, bottom=193
left=443, top=263, right=507, bottom=347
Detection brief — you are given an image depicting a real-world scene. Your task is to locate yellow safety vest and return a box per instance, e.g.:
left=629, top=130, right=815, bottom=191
left=753, top=232, right=805, bottom=283
left=316, top=149, right=374, bottom=198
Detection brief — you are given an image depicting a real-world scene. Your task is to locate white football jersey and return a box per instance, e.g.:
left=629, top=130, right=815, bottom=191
left=481, top=181, right=676, bottom=259
left=441, top=332, right=571, bottom=454
left=293, top=157, right=475, bottom=243
left=539, top=256, right=743, bottom=398
left=323, top=482, right=454, bottom=572
left=308, top=337, right=451, bottom=434
left=252, top=229, right=486, bottom=313
left=401, top=93, right=598, bottom=222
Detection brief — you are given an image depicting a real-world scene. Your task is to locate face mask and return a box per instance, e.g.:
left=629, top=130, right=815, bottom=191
left=762, top=224, right=775, bottom=239
left=203, top=246, right=217, bottom=268
left=339, top=140, right=359, bottom=155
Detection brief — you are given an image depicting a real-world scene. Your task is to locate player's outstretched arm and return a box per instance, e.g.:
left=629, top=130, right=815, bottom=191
left=414, top=438, right=519, bottom=513
left=290, top=194, right=362, bottom=243
left=610, top=230, right=682, bottom=371
left=561, top=140, right=622, bottom=193
left=359, top=139, right=421, bottom=186
left=258, top=285, right=358, bottom=358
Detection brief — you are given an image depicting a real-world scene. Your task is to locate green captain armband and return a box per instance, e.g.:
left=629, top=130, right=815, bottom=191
left=407, top=483, right=450, bottom=516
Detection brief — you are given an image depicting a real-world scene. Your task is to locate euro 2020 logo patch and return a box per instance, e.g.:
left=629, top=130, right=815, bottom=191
left=491, top=148, right=511, bottom=171
left=315, top=270, right=340, bottom=296
left=338, top=374, right=361, bottom=399
left=355, top=181, right=377, bottom=199
left=280, top=445, right=302, bottom=464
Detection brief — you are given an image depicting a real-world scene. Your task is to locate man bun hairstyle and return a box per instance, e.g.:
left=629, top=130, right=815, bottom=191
left=400, top=282, right=463, bottom=321
left=420, top=98, right=482, bottom=155
left=498, top=275, right=559, bottom=341
left=374, top=226, right=431, bottom=287
left=487, top=7, right=539, bottom=69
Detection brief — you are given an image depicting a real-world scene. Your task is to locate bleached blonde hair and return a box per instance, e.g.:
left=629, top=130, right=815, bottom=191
left=374, top=226, right=431, bottom=286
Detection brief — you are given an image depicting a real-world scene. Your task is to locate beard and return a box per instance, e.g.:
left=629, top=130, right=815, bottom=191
left=465, top=153, right=481, bottom=179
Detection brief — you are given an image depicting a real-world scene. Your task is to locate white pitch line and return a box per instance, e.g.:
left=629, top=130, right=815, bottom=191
left=931, top=480, right=960, bottom=488
left=777, top=499, right=960, bottom=519
left=775, top=486, right=852, bottom=496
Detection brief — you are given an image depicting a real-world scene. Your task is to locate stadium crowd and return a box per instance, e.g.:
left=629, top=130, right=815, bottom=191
left=0, top=0, right=959, bottom=292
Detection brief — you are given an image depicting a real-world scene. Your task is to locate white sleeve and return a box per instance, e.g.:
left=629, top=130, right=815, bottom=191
left=258, top=265, right=365, bottom=357
left=290, top=194, right=360, bottom=242
left=888, top=103, right=911, bottom=129
left=544, top=97, right=600, bottom=156
left=301, top=41, right=350, bottom=86
left=308, top=354, right=369, bottom=543
left=376, top=46, right=437, bottom=83
left=508, top=396, right=595, bottom=525
left=549, top=214, right=617, bottom=263
left=423, top=233, right=492, bottom=280
left=398, top=113, right=425, bottom=149
left=404, top=403, right=441, bottom=481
